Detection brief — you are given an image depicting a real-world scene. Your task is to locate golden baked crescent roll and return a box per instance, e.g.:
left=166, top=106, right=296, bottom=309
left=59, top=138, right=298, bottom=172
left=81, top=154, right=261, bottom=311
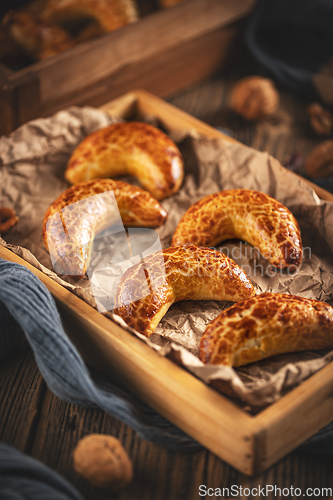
left=172, top=189, right=302, bottom=269
left=199, top=293, right=333, bottom=367
left=64, top=122, right=184, bottom=201
left=114, top=245, right=256, bottom=337
left=43, top=178, right=167, bottom=277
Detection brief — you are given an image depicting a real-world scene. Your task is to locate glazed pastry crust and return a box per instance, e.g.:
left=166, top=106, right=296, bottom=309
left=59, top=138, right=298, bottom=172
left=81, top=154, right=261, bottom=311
left=172, top=189, right=302, bottom=269
left=42, top=0, right=139, bottom=32
left=199, top=293, right=333, bottom=367
left=64, top=122, right=184, bottom=200
left=2, top=10, right=75, bottom=61
left=114, top=245, right=256, bottom=337
left=43, top=178, right=167, bottom=277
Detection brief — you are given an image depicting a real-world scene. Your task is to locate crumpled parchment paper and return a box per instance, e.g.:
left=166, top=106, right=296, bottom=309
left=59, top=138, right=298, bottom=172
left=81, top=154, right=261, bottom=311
left=1, top=106, right=333, bottom=412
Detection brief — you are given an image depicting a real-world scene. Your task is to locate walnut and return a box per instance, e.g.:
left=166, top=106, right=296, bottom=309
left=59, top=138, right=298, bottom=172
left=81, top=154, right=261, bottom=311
left=0, top=207, right=19, bottom=234
left=73, top=434, right=133, bottom=493
left=307, top=103, right=333, bottom=136
left=305, top=139, right=333, bottom=178
left=230, top=76, right=279, bottom=120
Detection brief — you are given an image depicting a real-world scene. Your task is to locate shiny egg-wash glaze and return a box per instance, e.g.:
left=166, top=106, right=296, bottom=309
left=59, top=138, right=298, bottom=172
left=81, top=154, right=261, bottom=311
left=114, top=245, right=256, bottom=337
left=199, top=293, right=333, bottom=367
left=43, top=178, right=167, bottom=277
left=65, top=122, right=184, bottom=200
left=172, top=189, right=303, bottom=269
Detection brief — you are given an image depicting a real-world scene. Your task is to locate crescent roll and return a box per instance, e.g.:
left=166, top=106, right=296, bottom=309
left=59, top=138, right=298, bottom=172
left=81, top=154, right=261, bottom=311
left=42, top=0, right=139, bottom=33
left=172, top=189, right=302, bottom=270
left=199, top=293, right=333, bottom=367
left=2, top=10, right=75, bottom=61
left=43, top=178, right=167, bottom=277
left=114, top=245, right=256, bottom=337
left=64, top=122, right=184, bottom=201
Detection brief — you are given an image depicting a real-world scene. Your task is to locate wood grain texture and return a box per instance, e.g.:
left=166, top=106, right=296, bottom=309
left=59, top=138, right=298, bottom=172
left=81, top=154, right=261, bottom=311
left=0, top=82, right=18, bottom=135
left=16, top=74, right=41, bottom=126
left=30, top=388, right=207, bottom=500
left=0, top=244, right=256, bottom=475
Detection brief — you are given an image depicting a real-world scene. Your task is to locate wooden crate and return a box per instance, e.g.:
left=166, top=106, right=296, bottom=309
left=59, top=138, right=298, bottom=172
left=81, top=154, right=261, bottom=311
left=1, top=89, right=333, bottom=476
left=0, top=0, right=256, bottom=135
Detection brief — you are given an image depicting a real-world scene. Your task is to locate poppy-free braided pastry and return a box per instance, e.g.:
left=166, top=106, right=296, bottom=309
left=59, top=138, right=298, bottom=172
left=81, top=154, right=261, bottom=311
left=64, top=122, right=184, bottom=201
left=114, top=245, right=256, bottom=337
left=172, top=189, right=303, bottom=270
left=43, top=178, right=167, bottom=277
left=199, top=293, right=333, bottom=367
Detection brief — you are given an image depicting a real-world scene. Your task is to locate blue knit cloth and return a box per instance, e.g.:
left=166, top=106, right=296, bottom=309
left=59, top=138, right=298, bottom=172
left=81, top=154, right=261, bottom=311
left=1, top=257, right=333, bottom=497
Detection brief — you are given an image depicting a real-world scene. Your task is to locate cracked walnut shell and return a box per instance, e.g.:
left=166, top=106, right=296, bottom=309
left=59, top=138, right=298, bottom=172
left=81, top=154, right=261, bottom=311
left=305, top=139, right=333, bottom=178
left=230, top=76, right=279, bottom=120
left=73, top=434, right=133, bottom=492
left=307, top=103, right=333, bottom=136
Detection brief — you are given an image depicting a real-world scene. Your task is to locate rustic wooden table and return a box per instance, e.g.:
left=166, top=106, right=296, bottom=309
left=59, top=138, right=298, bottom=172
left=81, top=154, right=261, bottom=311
left=1, top=73, right=333, bottom=500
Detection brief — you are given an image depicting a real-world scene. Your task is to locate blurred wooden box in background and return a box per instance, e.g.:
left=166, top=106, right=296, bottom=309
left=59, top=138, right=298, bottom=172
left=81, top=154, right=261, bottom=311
left=0, top=0, right=256, bottom=135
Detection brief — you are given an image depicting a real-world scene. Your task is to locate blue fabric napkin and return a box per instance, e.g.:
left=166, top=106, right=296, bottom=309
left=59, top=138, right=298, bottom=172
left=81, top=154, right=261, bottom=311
left=246, top=0, right=333, bottom=99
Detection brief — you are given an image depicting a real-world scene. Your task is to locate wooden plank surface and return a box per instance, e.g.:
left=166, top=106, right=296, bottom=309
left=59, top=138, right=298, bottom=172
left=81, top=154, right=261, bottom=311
left=254, top=362, right=333, bottom=472
left=1, top=73, right=333, bottom=498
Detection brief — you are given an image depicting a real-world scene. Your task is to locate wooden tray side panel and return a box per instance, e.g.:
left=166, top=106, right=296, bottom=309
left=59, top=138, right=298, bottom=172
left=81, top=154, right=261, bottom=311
left=2, top=89, right=333, bottom=475
left=0, top=0, right=256, bottom=133
left=0, top=67, right=17, bottom=135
